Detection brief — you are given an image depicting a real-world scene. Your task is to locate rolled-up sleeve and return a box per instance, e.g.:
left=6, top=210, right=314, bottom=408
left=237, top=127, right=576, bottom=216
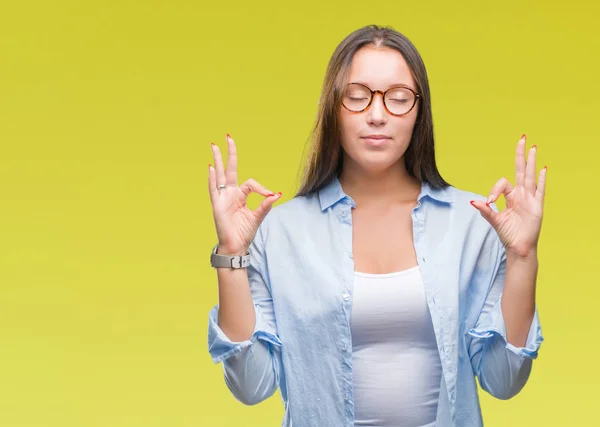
left=207, top=224, right=282, bottom=405
left=467, top=238, right=544, bottom=400
left=208, top=302, right=282, bottom=362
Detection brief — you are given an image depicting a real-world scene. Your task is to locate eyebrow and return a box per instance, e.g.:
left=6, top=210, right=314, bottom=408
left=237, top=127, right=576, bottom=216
left=349, top=81, right=415, bottom=91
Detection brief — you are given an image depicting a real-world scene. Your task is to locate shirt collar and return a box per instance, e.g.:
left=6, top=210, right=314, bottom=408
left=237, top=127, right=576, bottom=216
left=419, top=181, right=454, bottom=204
left=318, top=175, right=453, bottom=211
left=318, top=176, right=350, bottom=211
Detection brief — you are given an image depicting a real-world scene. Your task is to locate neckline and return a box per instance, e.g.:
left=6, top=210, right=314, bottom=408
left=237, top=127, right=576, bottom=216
left=353, top=265, right=420, bottom=278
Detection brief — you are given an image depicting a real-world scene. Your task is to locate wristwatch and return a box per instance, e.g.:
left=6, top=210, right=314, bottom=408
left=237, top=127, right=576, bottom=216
left=210, top=244, right=251, bottom=269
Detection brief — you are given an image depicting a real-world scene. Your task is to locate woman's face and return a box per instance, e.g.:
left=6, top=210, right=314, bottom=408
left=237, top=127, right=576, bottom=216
left=339, top=46, right=419, bottom=175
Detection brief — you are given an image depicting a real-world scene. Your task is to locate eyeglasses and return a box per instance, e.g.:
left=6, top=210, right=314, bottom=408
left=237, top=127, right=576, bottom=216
left=341, top=83, right=420, bottom=117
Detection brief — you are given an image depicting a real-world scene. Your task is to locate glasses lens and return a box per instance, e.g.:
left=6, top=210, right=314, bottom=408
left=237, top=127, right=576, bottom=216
left=343, top=84, right=371, bottom=112
left=384, top=87, right=415, bottom=116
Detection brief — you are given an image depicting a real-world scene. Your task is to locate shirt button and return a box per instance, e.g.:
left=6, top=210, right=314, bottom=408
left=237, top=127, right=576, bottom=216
left=341, top=211, right=347, bottom=218
left=342, top=343, right=348, bottom=351
left=344, top=394, right=350, bottom=401
left=343, top=293, right=351, bottom=301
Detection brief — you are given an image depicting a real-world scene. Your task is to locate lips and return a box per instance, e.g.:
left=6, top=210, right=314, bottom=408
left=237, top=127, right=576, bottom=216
left=361, top=135, right=391, bottom=147
left=361, top=135, right=390, bottom=140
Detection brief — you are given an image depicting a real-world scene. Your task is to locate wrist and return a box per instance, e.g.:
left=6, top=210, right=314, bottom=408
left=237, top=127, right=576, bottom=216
left=506, top=247, right=538, bottom=264
left=217, top=245, right=249, bottom=256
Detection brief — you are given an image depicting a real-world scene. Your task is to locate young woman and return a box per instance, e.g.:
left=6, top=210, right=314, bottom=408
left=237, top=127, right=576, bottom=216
left=207, top=25, right=545, bottom=427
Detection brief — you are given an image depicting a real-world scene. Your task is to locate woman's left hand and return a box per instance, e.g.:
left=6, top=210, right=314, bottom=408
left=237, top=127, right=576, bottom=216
left=470, top=134, right=547, bottom=258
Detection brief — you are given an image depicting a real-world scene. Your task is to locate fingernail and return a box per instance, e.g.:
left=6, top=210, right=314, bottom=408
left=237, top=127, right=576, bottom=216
left=470, top=200, right=477, bottom=208
left=521, top=134, right=526, bottom=141
left=266, top=192, right=275, bottom=197
left=208, top=163, right=212, bottom=169
left=226, top=133, right=231, bottom=139
left=532, top=145, right=537, bottom=149
left=277, top=192, right=282, bottom=197
left=544, top=165, right=547, bottom=170
left=211, top=142, right=215, bottom=147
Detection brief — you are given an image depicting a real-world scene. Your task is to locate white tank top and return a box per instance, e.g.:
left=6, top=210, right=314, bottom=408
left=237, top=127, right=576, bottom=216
left=351, top=266, right=442, bottom=427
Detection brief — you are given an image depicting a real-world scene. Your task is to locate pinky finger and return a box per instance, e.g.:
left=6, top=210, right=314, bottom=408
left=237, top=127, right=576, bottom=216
left=208, top=164, right=218, bottom=202
left=535, top=166, right=547, bottom=203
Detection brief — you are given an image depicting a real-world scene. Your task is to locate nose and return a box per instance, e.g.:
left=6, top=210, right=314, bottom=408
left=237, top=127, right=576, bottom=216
left=366, top=92, right=387, bottom=125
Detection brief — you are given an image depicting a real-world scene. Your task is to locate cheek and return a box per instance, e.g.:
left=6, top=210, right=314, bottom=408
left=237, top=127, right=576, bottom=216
left=393, top=112, right=418, bottom=136
left=339, top=111, right=360, bottom=138
left=339, top=116, right=357, bottom=155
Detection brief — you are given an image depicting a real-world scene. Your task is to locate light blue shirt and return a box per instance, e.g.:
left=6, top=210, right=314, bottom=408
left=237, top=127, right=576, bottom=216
left=208, top=176, right=544, bottom=427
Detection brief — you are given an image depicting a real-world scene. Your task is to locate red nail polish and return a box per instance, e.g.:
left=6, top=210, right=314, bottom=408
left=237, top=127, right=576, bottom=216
left=226, top=133, right=231, bottom=139
left=208, top=163, right=212, bottom=168
left=544, top=165, right=547, bottom=170
left=277, top=192, right=282, bottom=197
left=266, top=193, right=275, bottom=197
left=211, top=142, right=215, bottom=146
left=470, top=200, right=477, bottom=207
left=532, top=145, right=537, bottom=149
left=521, top=134, right=526, bottom=140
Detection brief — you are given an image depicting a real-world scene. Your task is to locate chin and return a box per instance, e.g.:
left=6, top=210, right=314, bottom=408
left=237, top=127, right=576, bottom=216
left=358, top=158, right=401, bottom=173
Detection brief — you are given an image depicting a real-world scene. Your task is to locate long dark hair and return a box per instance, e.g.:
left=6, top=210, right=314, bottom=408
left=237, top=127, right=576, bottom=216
left=296, top=25, right=449, bottom=197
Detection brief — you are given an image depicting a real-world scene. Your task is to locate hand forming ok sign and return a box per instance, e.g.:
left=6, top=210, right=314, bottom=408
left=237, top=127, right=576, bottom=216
left=208, top=134, right=282, bottom=256
left=470, top=135, right=547, bottom=258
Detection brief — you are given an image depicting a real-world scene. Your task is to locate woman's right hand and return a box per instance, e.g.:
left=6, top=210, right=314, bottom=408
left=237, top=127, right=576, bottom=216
left=208, top=134, right=282, bottom=256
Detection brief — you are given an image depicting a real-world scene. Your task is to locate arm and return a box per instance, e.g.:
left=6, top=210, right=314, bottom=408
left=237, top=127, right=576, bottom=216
left=207, top=225, right=282, bottom=405
left=468, top=134, right=547, bottom=399
left=502, top=249, right=537, bottom=348
left=467, top=238, right=543, bottom=400
left=206, top=134, right=284, bottom=405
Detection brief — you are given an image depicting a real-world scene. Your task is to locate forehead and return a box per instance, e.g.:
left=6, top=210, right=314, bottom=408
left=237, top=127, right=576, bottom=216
left=347, top=46, right=415, bottom=89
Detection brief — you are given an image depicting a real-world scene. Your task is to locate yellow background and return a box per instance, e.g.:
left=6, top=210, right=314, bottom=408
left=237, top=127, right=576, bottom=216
left=1, top=0, right=598, bottom=425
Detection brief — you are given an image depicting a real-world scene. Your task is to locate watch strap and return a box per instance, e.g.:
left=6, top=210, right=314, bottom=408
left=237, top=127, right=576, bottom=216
left=210, top=244, right=251, bottom=269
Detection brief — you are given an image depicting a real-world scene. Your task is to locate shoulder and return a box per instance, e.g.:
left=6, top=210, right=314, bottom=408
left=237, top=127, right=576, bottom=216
left=440, top=185, right=500, bottom=218
left=267, top=192, right=319, bottom=221
left=445, top=185, right=487, bottom=207
left=444, top=185, right=504, bottom=253
left=425, top=184, right=501, bottom=245
left=257, top=192, right=321, bottom=237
